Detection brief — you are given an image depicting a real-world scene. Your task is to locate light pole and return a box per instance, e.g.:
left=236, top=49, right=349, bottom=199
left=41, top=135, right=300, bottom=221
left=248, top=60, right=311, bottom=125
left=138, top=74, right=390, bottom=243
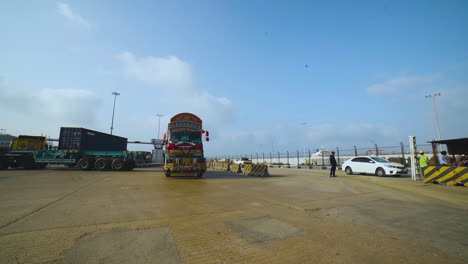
left=425, top=93, right=442, bottom=142
left=110, top=92, right=120, bottom=135
left=301, top=122, right=308, bottom=159
left=156, top=114, right=164, bottom=139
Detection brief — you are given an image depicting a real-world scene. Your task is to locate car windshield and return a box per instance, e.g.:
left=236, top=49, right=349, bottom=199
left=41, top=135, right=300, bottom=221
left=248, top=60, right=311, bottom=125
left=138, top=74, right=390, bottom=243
left=170, top=131, right=201, bottom=144
left=371, top=157, right=390, bottom=163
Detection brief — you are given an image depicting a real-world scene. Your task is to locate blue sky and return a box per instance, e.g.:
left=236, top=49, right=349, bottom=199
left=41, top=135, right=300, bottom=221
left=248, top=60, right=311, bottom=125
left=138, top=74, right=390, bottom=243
left=0, top=0, right=467, bottom=154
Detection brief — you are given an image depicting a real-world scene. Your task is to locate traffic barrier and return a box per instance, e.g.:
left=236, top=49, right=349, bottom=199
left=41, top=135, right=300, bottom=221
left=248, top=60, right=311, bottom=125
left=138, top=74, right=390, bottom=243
left=422, top=166, right=468, bottom=186
left=231, top=164, right=242, bottom=173
left=211, top=162, right=229, bottom=171
left=243, top=164, right=269, bottom=177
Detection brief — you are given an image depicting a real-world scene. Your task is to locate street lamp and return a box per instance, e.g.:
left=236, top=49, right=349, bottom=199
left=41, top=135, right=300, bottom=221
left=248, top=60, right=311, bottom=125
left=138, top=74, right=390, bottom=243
left=425, top=93, right=442, bottom=142
left=301, top=122, right=308, bottom=159
left=110, top=92, right=120, bottom=135
left=156, top=114, right=164, bottom=139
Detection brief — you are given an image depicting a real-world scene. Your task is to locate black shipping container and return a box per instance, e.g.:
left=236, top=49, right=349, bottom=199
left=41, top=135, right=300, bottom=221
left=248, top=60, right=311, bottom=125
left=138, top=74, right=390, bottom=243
left=58, top=127, right=127, bottom=151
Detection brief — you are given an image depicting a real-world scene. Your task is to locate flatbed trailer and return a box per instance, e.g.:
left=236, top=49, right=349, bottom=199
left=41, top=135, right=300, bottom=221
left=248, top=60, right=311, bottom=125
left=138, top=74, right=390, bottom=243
left=0, top=149, right=139, bottom=171
left=0, top=131, right=141, bottom=171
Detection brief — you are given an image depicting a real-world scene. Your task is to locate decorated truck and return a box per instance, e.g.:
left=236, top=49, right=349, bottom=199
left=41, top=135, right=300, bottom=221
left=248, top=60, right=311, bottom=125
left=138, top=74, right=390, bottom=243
left=0, top=127, right=139, bottom=171
left=163, top=113, right=209, bottom=177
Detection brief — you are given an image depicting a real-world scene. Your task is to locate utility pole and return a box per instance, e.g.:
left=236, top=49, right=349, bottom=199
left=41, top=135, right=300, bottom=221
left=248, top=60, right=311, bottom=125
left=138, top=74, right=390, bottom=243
left=156, top=114, right=164, bottom=139
left=110, top=92, right=120, bottom=135
left=425, top=93, right=442, bottom=142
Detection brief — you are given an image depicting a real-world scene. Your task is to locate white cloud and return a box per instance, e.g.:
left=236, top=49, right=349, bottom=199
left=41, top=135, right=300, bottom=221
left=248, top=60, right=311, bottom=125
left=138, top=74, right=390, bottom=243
left=116, top=51, right=233, bottom=123
left=367, top=74, right=440, bottom=96
left=0, top=83, right=101, bottom=136
left=57, top=2, right=90, bottom=28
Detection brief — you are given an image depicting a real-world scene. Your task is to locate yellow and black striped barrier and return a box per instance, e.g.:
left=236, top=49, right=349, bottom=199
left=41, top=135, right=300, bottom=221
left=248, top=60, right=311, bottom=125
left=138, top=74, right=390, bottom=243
left=222, top=163, right=230, bottom=172
left=211, top=162, right=230, bottom=171
left=422, top=166, right=468, bottom=186
left=243, top=164, right=269, bottom=177
left=230, top=164, right=242, bottom=173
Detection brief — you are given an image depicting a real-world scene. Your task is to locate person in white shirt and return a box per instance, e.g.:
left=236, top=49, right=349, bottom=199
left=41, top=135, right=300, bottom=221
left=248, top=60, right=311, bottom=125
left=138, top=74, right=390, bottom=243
left=438, top=151, right=449, bottom=165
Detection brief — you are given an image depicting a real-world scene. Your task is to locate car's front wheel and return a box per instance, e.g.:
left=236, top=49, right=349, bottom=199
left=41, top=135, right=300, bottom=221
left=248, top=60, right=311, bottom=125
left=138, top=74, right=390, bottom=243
left=376, top=168, right=386, bottom=177
left=345, top=166, right=353, bottom=175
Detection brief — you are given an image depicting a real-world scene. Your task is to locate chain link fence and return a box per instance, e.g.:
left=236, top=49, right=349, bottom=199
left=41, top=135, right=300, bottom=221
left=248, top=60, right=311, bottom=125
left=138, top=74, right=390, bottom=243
left=211, top=143, right=435, bottom=167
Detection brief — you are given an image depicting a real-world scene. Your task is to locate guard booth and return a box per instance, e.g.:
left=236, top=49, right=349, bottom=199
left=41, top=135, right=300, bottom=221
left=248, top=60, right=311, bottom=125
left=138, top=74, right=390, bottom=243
left=422, top=137, right=468, bottom=186
left=430, top=137, right=468, bottom=165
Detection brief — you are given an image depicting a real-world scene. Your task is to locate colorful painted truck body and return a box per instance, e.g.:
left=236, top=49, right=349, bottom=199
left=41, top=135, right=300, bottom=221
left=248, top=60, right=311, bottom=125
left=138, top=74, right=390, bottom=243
left=163, top=113, right=208, bottom=177
left=0, top=128, right=139, bottom=171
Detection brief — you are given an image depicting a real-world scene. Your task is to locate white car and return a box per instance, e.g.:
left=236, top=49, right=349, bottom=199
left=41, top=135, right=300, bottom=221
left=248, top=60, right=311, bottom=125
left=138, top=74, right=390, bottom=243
left=342, top=156, right=407, bottom=177
left=233, top=157, right=252, bottom=165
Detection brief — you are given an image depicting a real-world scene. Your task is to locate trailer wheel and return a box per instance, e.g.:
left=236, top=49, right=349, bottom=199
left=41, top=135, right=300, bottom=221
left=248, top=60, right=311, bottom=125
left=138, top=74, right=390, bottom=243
left=23, top=157, right=36, bottom=169
left=0, top=159, right=8, bottom=170
left=126, top=160, right=136, bottom=171
left=94, top=158, right=109, bottom=171
left=37, top=163, right=48, bottom=169
left=111, top=159, right=124, bottom=171
left=78, top=158, right=93, bottom=170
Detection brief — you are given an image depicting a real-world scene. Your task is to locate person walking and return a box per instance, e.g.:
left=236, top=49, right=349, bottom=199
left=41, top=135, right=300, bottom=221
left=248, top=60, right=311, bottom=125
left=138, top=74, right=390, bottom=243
left=418, top=151, right=429, bottom=177
left=330, top=151, right=337, bottom=177
left=438, top=151, right=449, bottom=166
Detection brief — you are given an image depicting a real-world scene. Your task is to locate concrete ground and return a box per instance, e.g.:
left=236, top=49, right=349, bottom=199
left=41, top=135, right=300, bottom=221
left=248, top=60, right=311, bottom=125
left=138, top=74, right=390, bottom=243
left=0, top=167, right=467, bottom=264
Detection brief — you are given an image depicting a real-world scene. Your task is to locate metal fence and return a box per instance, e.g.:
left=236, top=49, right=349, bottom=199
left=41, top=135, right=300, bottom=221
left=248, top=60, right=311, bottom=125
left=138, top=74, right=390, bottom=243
left=211, top=143, right=435, bottom=166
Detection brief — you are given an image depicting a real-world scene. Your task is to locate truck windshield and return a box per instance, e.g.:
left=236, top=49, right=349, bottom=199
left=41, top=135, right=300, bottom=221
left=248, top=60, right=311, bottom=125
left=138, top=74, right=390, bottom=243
left=170, top=131, right=201, bottom=144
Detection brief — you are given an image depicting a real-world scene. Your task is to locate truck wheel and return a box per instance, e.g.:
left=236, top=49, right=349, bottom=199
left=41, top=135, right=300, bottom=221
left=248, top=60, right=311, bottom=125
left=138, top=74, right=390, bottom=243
left=165, top=170, right=171, bottom=177
left=197, top=171, right=204, bottom=178
left=9, top=162, right=19, bottom=168
left=126, top=160, right=136, bottom=171
left=23, top=157, right=36, bottom=169
left=78, top=158, right=93, bottom=170
left=111, top=159, right=124, bottom=171
left=0, top=159, right=8, bottom=170
left=37, top=163, right=48, bottom=169
left=94, top=158, right=109, bottom=171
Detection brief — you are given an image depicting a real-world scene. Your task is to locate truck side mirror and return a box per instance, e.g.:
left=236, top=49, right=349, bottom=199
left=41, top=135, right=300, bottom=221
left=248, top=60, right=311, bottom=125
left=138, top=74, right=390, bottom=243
left=163, top=133, right=167, bottom=140
left=206, top=137, right=210, bottom=142
left=206, top=131, right=209, bottom=137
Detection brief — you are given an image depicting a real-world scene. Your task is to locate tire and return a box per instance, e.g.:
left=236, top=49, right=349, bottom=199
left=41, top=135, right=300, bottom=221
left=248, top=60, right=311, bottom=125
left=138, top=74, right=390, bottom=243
left=111, top=159, right=125, bottom=171
left=165, top=170, right=171, bottom=177
left=376, top=168, right=386, bottom=177
left=78, top=158, right=93, bottom=170
left=0, top=159, right=8, bottom=170
left=345, top=166, right=353, bottom=175
left=37, top=163, right=48, bottom=169
left=126, top=160, right=136, bottom=171
left=94, top=158, right=109, bottom=171
left=197, top=171, right=204, bottom=178
left=23, top=157, right=36, bottom=169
